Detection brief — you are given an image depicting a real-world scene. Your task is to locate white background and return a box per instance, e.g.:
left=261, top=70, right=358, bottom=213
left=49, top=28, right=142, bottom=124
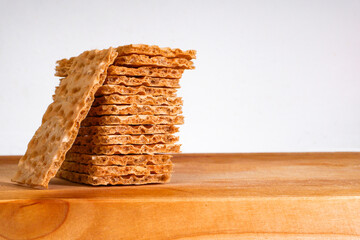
left=0, top=0, right=359, bottom=154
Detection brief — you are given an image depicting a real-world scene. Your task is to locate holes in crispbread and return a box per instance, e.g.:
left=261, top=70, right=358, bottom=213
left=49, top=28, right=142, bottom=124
left=72, top=87, right=81, bottom=94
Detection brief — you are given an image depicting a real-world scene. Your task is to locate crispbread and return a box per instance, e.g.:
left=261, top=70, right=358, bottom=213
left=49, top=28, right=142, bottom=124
left=57, top=170, right=171, bottom=185
left=88, top=105, right=182, bottom=116
left=107, top=66, right=184, bottom=78
left=95, top=85, right=177, bottom=97
left=61, top=161, right=173, bottom=176
left=93, top=95, right=183, bottom=106
left=69, top=144, right=181, bottom=155
left=56, top=65, right=184, bottom=79
left=12, top=48, right=117, bottom=188
left=81, top=115, right=184, bottom=126
left=74, top=134, right=179, bottom=145
left=116, top=44, right=196, bottom=60
left=78, top=125, right=179, bottom=136
left=65, top=153, right=172, bottom=166
left=104, top=75, right=180, bottom=88
left=115, top=54, right=194, bottom=69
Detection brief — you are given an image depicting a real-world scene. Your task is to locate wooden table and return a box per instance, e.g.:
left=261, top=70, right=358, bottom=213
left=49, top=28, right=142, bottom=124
left=1, top=153, right=360, bottom=240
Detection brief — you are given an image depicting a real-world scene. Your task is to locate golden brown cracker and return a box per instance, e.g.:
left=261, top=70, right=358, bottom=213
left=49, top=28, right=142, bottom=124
left=95, top=85, right=177, bottom=97
left=104, top=75, right=180, bottom=88
left=61, top=161, right=173, bottom=176
left=81, top=115, right=184, bottom=126
left=87, top=105, right=182, bottom=116
left=57, top=170, right=171, bottom=185
left=116, top=44, right=196, bottom=60
left=115, top=54, right=194, bottom=69
left=74, top=134, right=179, bottom=145
left=12, top=48, right=117, bottom=188
left=78, top=125, right=179, bottom=136
left=69, top=144, right=181, bottom=155
left=65, top=153, right=173, bottom=166
left=93, top=95, right=182, bottom=106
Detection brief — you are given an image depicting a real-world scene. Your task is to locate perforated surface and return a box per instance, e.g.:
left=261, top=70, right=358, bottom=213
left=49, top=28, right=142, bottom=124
left=114, top=54, right=194, bottom=69
left=65, top=153, right=172, bottom=166
left=57, top=170, right=171, bottom=185
left=88, top=105, right=182, bottom=116
left=12, top=48, right=117, bottom=187
left=61, top=161, right=173, bottom=176
left=104, top=76, right=180, bottom=88
left=81, top=115, right=184, bottom=126
left=78, top=125, right=179, bottom=136
left=107, top=66, right=184, bottom=78
left=74, top=134, right=179, bottom=145
left=116, top=44, right=196, bottom=60
left=93, top=95, right=183, bottom=106
left=69, top=144, right=181, bottom=155
left=95, top=85, right=177, bottom=97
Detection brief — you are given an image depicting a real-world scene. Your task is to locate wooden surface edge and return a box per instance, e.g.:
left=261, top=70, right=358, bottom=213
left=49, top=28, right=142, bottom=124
left=1, top=197, right=360, bottom=239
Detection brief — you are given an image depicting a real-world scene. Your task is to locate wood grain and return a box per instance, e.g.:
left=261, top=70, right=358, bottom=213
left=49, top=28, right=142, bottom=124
left=1, top=153, right=360, bottom=239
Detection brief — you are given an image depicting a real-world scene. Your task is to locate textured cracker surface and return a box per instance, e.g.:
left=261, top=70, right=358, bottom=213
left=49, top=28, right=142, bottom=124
left=81, top=115, right=184, bottom=126
left=61, top=161, right=173, bottom=176
left=104, top=76, right=180, bottom=88
left=95, top=85, right=177, bottom=97
left=12, top=48, right=117, bottom=187
left=74, top=134, right=179, bottom=145
left=69, top=144, right=181, bottom=155
left=88, top=105, right=182, bottom=116
left=114, top=54, right=194, bottom=69
left=65, top=153, right=172, bottom=166
left=93, top=95, right=183, bottom=106
left=57, top=170, right=171, bottom=185
left=78, top=125, right=179, bottom=136
left=107, top=66, right=184, bottom=78
left=116, top=44, right=196, bottom=60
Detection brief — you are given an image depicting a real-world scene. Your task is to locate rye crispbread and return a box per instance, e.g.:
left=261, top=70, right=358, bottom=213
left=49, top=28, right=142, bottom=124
left=61, top=161, right=173, bottom=176
left=55, top=44, right=195, bottom=78
left=114, top=54, right=194, bottom=69
left=78, top=125, right=179, bottom=136
left=74, top=134, right=179, bottom=145
left=81, top=115, right=184, bottom=126
left=93, top=95, right=183, bottom=106
left=116, top=44, right=196, bottom=60
left=104, top=75, right=180, bottom=88
left=12, top=48, right=117, bottom=187
left=65, top=153, right=172, bottom=166
left=95, top=85, right=177, bottom=97
left=88, top=105, right=182, bottom=116
left=57, top=65, right=184, bottom=79
left=69, top=144, right=181, bottom=155
left=107, top=66, right=184, bottom=78
left=57, top=170, right=171, bottom=185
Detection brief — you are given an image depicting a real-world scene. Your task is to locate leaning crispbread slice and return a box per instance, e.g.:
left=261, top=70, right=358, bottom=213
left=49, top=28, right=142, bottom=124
left=74, top=134, right=179, bottom=145
left=61, top=161, right=173, bottom=176
left=87, top=105, right=182, bottom=116
left=93, top=95, right=183, bottom=106
left=12, top=48, right=118, bottom=188
left=65, top=153, right=173, bottom=166
left=57, top=170, right=171, bottom=185
left=78, top=125, right=179, bottom=136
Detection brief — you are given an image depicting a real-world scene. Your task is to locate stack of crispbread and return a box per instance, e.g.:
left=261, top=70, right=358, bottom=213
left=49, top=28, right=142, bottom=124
left=56, top=45, right=196, bottom=185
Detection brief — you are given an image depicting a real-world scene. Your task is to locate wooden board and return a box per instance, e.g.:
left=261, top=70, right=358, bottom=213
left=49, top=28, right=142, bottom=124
left=1, top=153, right=360, bottom=239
